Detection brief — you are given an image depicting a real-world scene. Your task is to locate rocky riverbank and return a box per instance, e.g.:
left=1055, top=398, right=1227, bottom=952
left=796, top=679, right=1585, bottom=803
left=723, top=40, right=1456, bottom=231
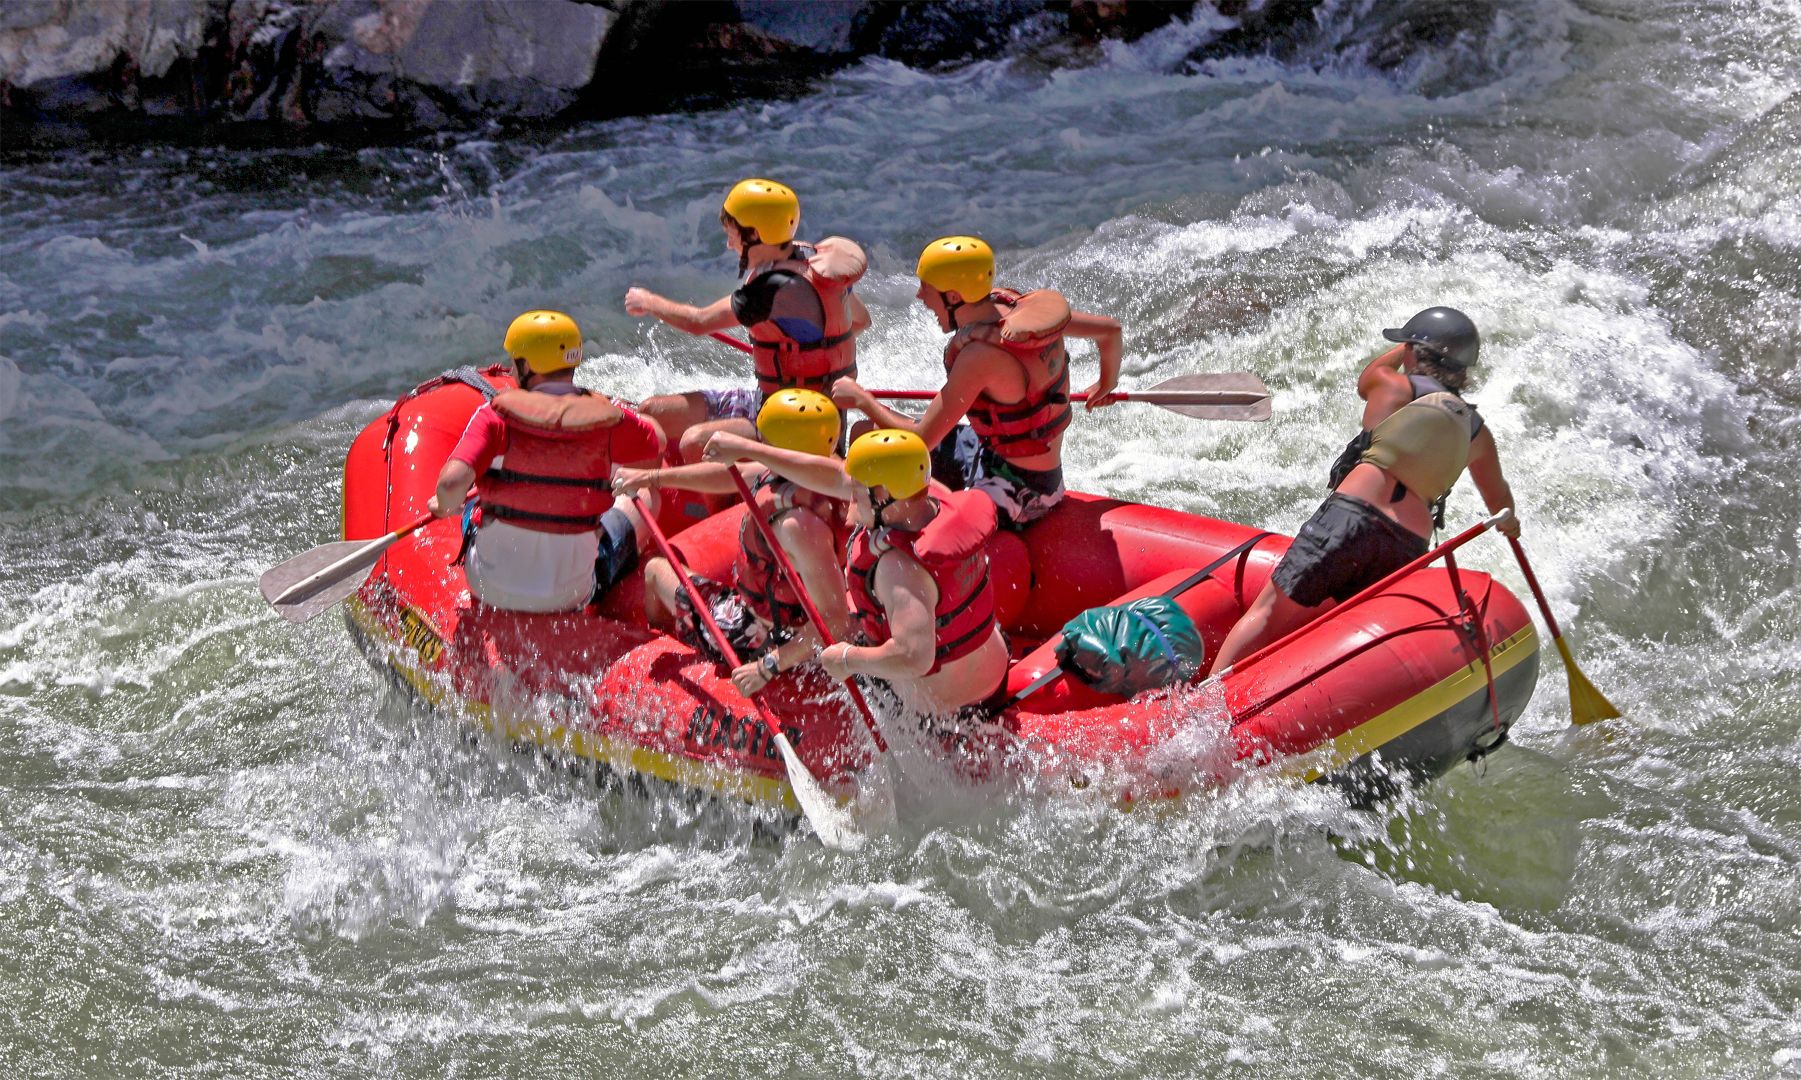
left=0, top=0, right=1319, bottom=144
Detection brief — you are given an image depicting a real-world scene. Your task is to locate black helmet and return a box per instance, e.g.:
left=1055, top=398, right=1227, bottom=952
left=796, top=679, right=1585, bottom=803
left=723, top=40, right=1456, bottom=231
left=1382, top=306, right=1480, bottom=369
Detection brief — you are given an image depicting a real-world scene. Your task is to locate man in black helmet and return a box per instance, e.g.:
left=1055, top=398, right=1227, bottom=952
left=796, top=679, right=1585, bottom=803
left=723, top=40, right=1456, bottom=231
left=1210, top=306, right=1518, bottom=672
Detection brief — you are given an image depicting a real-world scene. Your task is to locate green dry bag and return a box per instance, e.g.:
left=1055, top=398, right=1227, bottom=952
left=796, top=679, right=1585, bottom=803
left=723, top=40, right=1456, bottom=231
left=1055, top=596, right=1206, bottom=698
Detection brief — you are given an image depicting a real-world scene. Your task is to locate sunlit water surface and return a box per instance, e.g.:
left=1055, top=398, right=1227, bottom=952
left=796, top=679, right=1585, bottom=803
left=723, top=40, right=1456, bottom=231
left=2, top=2, right=1798, bottom=1075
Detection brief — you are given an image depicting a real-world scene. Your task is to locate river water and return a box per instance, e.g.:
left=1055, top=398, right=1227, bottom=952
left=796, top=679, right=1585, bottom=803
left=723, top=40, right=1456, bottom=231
left=2, top=1, right=1798, bottom=1075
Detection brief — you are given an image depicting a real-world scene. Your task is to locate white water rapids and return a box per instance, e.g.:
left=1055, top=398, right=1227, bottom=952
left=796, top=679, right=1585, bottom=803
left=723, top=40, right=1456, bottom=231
left=1, top=2, right=1798, bottom=1075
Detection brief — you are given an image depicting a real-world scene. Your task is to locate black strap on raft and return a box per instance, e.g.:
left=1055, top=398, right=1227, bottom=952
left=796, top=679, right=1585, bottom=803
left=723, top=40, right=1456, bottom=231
left=1443, top=550, right=1503, bottom=736
left=1005, top=531, right=1275, bottom=707
left=381, top=364, right=505, bottom=451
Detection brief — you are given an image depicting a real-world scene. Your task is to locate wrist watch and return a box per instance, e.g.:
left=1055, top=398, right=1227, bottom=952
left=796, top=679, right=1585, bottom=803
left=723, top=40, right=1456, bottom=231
left=759, top=650, right=781, bottom=678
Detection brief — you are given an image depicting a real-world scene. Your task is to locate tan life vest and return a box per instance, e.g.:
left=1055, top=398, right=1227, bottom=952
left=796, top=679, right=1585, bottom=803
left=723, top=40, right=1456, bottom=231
left=1359, top=392, right=1477, bottom=505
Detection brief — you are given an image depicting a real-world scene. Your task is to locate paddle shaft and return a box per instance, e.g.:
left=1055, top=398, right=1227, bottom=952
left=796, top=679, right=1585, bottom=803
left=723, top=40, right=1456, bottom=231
left=630, top=497, right=795, bottom=745
left=271, top=511, right=435, bottom=606
left=1505, top=537, right=1566, bottom=639
left=1218, top=509, right=1514, bottom=679
left=727, top=469, right=888, bottom=752
left=865, top=387, right=1264, bottom=406
left=708, top=331, right=1268, bottom=411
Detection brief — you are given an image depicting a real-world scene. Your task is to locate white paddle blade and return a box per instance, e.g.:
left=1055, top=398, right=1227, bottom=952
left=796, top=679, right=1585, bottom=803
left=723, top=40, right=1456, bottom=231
left=1138, top=373, right=1272, bottom=421
left=258, top=537, right=389, bottom=624
left=774, top=733, right=864, bottom=850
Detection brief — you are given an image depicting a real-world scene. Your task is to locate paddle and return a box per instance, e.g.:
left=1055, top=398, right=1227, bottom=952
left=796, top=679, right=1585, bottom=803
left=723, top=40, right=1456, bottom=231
left=705, top=331, right=1272, bottom=422
left=726, top=468, right=889, bottom=754
left=629, top=497, right=863, bottom=849
left=1506, top=537, right=1622, bottom=726
left=260, top=510, right=440, bottom=624
left=869, top=374, right=1272, bottom=422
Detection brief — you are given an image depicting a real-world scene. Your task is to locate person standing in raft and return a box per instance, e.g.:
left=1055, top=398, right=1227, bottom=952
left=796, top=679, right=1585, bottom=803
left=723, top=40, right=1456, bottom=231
left=1209, top=311, right=1519, bottom=671
left=705, top=428, right=1010, bottom=720
left=829, top=236, right=1124, bottom=528
left=612, top=389, right=855, bottom=697
left=623, top=178, right=871, bottom=463
left=427, top=310, right=666, bottom=613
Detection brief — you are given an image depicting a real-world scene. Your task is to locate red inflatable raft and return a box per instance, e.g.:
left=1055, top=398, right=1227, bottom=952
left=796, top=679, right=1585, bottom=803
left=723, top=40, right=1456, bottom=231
left=340, top=370, right=1539, bottom=812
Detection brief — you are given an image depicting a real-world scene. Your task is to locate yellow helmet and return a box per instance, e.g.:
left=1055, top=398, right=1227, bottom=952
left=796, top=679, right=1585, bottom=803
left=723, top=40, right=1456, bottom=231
left=757, top=389, right=841, bottom=457
left=722, top=179, right=799, bottom=246
left=916, top=235, right=994, bottom=302
left=845, top=429, right=930, bottom=499
left=503, top=310, right=583, bottom=375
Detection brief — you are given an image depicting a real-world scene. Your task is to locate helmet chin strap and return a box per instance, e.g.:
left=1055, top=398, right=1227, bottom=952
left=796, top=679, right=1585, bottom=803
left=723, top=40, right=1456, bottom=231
left=869, top=490, right=898, bottom=524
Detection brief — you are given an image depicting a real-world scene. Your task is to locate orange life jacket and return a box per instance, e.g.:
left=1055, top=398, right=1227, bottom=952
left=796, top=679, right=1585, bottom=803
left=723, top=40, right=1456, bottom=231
left=475, top=387, right=622, bottom=534
left=845, top=490, right=999, bottom=674
left=745, top=237, right=866, bottom=399
left=732, top=474, right=852, bottom=628
left=942, top=287, right=1074, bottom=460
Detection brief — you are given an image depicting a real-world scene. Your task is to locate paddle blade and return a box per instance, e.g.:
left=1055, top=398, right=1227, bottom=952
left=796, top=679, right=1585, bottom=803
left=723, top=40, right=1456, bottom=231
left=774, top=732, right=864, bottom=850
left=1556, top=636, right=1622, bottom=725
left=1136, top=373, right=1272, bottom=421
left=258, top=538, right=386, bottom=624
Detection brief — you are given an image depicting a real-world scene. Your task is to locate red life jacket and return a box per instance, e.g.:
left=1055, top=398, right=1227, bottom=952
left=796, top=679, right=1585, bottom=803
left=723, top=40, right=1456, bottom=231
left=745, top=237, right=866, bottom=399
left=475, top=387, right=623, bottom=535
left=732, top=474, right=852, bottom=628
left=942, top=287, right=1074, bottom=460
left=845, top=490, right=999, bottom=675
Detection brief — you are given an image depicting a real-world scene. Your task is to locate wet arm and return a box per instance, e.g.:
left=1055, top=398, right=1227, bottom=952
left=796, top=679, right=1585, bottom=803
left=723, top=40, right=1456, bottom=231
left=778, top=511, right=854, bottom=642
left=1466, top=428, right=1520, bottom=536
left=837, top=556, right=936, bottom=679
left=708, top=434, right=858, bottom=500
left=634, top=292, right=739, bottom=336
left=430, top=460, right=475, bottom=517
left=1357, top=344, right=1411, bottom=401
left=837, top=349, right=996, bottom=449
left=633, top=461, right=761, bottom=495
left=1066, top=310, right=1124, bottom=405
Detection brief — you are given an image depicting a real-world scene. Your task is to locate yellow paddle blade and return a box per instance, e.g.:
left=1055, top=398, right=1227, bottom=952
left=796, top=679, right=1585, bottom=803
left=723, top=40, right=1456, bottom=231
left=1556, top=636, right=1622, bottom=725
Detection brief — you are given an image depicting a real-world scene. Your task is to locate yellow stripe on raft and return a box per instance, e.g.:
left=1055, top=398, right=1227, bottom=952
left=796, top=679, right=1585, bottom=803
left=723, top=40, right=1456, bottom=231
left=347, top=597, right=1537, bottom=810
left=344, top=596, right=804, bottom=813
left=1298, top=623, right=1540, bottom=782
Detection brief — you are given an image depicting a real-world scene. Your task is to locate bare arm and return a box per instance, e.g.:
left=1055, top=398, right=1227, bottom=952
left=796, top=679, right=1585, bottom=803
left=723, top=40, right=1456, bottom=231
left=833, top=343, right=1009, bottom=450
left=1465, top=427, right=1520, bottom=537
left=848, top=292, right=871, bottom=335
left=614, top=461, right=762, bottom=497
left=1066, top=309, right=1123, bottom=408
left=702, top=431, right=858, bottom=500
left=1356, top=343, right=1411, bottom=401
left=623, top=289, right=740, bottom=336
left=838, top=553, right=937, bottom=679
left=429, top=460, right=475, bottom=517
left=776, top=509, right=853, bottom=642
left=1358, top=367, right=1415, bottom=430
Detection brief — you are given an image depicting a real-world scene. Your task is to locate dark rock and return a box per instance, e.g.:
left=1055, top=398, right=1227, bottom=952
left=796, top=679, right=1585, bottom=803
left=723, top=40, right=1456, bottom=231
left=850, top=0, right=1059, bottom=68
left=734, top=0, right=866, bottom=55
left=1068, top=1, right=1200, bottom=43
left=317, top=0, right=612, bottom=120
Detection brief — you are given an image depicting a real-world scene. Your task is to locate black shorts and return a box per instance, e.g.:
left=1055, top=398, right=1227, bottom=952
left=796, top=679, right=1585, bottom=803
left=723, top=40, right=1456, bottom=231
left=671, top=575, right=775, bottom=664
left=1271, top=494, right=1428, bottom=608
left=593, top=507, right=640, bottom=598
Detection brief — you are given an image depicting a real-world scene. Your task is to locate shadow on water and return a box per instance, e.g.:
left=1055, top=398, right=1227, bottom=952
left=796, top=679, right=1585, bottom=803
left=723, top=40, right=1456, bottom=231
left=1336, top=745, right=1620, bottom=915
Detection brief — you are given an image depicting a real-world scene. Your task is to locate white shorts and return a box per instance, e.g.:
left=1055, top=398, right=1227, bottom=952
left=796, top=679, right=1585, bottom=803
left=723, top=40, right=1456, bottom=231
left=465, top=520, right=600, bottom=613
